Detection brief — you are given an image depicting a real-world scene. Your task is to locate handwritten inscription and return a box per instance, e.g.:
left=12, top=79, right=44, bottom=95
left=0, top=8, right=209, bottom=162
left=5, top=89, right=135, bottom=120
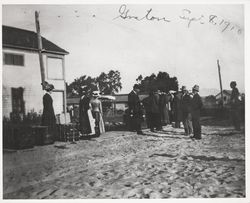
left=113, top=5, right=242, bottom=35
left=113, top=4, right=171, bottom=23
left=179, top=9, right=205, bottom=27
left=180, top=9, right=242, bottom=34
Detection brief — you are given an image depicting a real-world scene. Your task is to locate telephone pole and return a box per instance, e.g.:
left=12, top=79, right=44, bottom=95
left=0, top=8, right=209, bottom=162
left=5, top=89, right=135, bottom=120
left=35, top=11, right=46, bottom=89
left=217, top=59, right=223, bottom=107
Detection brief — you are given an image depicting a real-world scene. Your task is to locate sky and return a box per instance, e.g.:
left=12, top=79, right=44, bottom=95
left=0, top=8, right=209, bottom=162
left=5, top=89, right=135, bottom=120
left=2, top=4, right=244, bottom=95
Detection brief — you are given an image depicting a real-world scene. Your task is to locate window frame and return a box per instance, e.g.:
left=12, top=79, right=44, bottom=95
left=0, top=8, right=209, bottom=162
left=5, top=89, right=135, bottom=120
left=52, top=90, right=65, bottom=114
left=46, top=55, right=64, bottom=80
left=11, top=87, right=25, bottom=114
left=3, top=52, right=25, bottom=67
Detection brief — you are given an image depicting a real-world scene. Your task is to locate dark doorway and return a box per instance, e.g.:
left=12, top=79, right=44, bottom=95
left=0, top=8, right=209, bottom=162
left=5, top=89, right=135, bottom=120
left=11, top=87, right=25, bottom=114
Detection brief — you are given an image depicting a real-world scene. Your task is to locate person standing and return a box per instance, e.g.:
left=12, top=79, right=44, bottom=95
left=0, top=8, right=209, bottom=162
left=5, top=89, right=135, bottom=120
left=159, top=90, right=171, bottom=126
left=145, top=90, right=160, bottom=132
left=155, top=89, right=162, bottom=130
left=173, top=91, right=183, bottom=128
left=229, top=81, right=241, bottom=131
left=128, top=84, right=144, bottom=135
left=181, top=86, right=193, bottom=136
left=90, top=91, right=105, bottom=137
left=79, top=90, right=92, bottom=135
left=142, top=95, right=151, bottom=130
left=41, top=83, right=56, bottom=141
left=190, top=85, right=203, bottom=140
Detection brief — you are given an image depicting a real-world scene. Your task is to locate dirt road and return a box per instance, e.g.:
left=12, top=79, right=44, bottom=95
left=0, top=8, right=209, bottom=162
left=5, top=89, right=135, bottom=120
left=3, top=125, right=245, bottom=199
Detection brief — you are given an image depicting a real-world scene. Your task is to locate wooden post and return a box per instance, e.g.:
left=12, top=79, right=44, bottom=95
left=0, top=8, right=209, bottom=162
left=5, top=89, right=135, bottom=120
left=35, top=11, right=46, bottom=89
left=217, top=59, right=223, bottom=107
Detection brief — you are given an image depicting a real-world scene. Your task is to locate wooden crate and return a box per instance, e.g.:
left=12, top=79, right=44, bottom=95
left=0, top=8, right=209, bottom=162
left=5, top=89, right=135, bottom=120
left=31, top=126, right=54, bottom=146
left=56, top=124, right=79, bottom=142
left=3, top=124, right=34, bottom=150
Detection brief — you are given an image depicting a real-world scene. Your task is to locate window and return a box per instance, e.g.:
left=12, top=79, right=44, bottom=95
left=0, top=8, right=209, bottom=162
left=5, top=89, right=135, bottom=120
left=3, top=53, right=24, bottom=66
left=47, top=57, right=63, bottom=80
left=11, top=87, right=25, bottom=114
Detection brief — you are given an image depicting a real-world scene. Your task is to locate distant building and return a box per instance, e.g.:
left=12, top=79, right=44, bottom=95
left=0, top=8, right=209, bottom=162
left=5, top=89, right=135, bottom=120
left=2, top=25, right=69, bottom=118
left=201, top=95, right=217, bottom=109
left=215, top=90, right=232, bottom=105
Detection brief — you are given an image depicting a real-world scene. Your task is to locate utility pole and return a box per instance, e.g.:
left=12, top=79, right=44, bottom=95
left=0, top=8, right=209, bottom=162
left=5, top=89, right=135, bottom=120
left=35, top=11, right=46, bottom=89
left=217, top=59, right=223, bottom=107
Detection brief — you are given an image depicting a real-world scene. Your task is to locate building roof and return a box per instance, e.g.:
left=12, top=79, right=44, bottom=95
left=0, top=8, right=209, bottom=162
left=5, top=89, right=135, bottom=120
left=2, top=25, right=69, bottom=55
left=114, top=94, right=128, bottom=103
left=215, top=90, right=232, bottom=98
left=67, top=94, right=149, bottom=105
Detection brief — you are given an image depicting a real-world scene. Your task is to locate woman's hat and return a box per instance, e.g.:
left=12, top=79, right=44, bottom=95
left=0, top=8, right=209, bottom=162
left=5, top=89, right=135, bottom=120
left=192, top=85, right=199, bottom=92
left=230, top=81, right=237, bottom=87
left=92, top=90, right=100, bottom=97
left=181, top=86, right=187, bottom=91
left=45, top=83, right=55, bottom=91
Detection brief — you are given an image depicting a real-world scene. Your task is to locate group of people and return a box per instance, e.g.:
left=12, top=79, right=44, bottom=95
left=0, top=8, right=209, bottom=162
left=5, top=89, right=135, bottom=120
left=41, top=81, right=105, bottom=140
left=128, top=84, right=203, bottom=140
left=127, top=80, right=243, bottom=139
left=78, top=90, right=105, bottom=137
left=41, top=80, right=242, bottom=141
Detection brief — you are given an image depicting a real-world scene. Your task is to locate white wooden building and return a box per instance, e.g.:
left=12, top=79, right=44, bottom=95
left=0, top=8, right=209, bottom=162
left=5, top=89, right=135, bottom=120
left=2, top=25, right=69, bottom=118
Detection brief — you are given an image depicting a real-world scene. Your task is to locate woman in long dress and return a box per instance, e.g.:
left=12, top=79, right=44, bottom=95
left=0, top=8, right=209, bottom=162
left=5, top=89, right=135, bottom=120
left=41, top=83, right=56, bottom=141
left=90, top=91, right=105, bottom=136
left=79, top=91, right=92, bottom=135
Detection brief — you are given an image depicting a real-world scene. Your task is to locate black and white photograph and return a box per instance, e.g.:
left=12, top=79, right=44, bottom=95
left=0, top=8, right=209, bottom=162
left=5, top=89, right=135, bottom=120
left=1, top=1, right=248, bottom=200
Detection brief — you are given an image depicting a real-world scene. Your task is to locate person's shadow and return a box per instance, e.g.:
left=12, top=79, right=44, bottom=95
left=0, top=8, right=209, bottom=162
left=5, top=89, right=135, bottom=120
left=142, top=130, right=190, bottom=140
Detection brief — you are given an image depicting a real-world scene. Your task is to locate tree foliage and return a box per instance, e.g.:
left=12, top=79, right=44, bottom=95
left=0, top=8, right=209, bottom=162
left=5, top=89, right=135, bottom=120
left=136, top=71, right=178, bottom=93
left=67, top=70, right=122, bottom=97
left=96, top=70, right=122, bottom=95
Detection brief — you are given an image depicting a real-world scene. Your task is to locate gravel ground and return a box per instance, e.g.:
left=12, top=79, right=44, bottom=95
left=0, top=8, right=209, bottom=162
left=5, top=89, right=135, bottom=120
left=3, top=124, right=245, bottom=199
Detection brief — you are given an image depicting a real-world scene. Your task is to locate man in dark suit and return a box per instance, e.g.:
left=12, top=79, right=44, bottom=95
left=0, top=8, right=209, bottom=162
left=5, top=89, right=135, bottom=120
left=181, top=86, right=193, bottom=136
left=173, top=91, right=183, bottom=128
left=128, top=84, right=144, bottom=135
left=190, top=85, right=203, bottom=140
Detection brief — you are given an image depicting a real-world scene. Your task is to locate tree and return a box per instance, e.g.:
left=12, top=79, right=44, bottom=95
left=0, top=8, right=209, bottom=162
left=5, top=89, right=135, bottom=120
left=66, top=75, right=96, bottom=97
left=136, top=71, right=178, bottom=93
left=96, top=70, right=122, bottom=95
left=67, top=70, right=122, bottom=97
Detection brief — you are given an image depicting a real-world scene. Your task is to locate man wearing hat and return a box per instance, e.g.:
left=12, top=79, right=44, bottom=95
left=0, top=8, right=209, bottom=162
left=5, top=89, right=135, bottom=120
left=181, top=86, right=193, bottom=136
left=190, top=85, right=203, bottom=140
left=173, top=89, right=183, bottom=128
left=128, top=84, right=144, bottom=135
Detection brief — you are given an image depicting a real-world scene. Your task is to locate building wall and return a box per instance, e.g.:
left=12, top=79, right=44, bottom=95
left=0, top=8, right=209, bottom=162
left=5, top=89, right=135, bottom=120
left=2, top=48, right=66, bottom=118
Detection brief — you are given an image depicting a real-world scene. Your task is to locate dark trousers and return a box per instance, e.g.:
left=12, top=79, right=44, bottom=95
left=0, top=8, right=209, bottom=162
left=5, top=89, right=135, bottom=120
left=130, top=115, right=142, bottom=133
left=231, top=108, right=241, bottom=130
left=175, top=121, right=181, bottom=128
left=183, top=112, right=193, bottom=135
left=148, top=112, right=161, bottom=131
left=192, top=113, right=201, bottom=139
